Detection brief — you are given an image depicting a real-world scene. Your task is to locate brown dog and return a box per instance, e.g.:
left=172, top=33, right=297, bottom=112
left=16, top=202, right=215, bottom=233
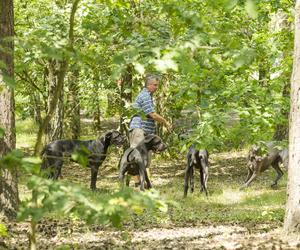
left=240, top=142, right=288, bottom=189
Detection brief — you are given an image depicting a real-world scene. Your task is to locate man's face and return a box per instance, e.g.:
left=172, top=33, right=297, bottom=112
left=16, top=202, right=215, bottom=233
left=147, top=79, right=159, bottom=93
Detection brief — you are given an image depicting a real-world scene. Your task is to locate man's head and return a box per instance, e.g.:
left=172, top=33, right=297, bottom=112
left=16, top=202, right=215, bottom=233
left=145, top=74, right=160, bottom=93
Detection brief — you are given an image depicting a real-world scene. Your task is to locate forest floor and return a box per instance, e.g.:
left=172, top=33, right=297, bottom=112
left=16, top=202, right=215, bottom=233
left=2, top=117, right=300, bottom=249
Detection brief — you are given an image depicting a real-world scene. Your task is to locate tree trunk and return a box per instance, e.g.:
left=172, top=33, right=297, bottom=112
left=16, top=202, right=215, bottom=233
left=31, top=93, right=42, bottom=125
left=65, top=69, right=80, bottom=139
left=46, top=60, right=64, bottom=142
left=0, top=0, right=19, bottom=219
left=284, top=0, right=300, bottom=235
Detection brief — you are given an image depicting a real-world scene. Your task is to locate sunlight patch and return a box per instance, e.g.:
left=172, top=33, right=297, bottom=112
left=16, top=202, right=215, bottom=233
left=152, top=177, right=172, bottom=186
left=217, top=189, right=244, bottom=204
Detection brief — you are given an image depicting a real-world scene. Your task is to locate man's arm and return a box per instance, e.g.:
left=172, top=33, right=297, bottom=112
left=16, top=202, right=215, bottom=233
left=148, top=112, right=171, bottom=132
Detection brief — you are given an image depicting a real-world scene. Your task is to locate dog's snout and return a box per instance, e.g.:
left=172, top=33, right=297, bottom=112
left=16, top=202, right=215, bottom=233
left=158, top=143, right=167, bottom=151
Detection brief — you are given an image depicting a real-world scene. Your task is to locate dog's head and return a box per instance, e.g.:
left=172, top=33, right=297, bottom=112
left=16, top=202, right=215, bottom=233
left=197, top=150, right=209, bottom=166
left=247, top=144, right=260, bottom=163
left=191, top=149, right=208, bottom=166
left=106, top=130, right=125, bottom=146
left=247, top=154, right=263, bottom=171
left=144, top=134, right=167, bottom=153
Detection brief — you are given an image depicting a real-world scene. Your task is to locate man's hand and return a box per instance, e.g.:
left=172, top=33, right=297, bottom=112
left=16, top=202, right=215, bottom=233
left=165, top=121, right=172, bottom=133
left=149, top=112, right=172, bottom=132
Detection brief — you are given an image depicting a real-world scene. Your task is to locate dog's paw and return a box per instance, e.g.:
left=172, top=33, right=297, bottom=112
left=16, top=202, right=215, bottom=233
left=271, top=183, right=278, bottom=189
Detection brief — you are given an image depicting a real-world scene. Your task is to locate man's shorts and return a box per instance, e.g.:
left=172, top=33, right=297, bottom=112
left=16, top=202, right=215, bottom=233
left=129, top=128, right=152, bottom=169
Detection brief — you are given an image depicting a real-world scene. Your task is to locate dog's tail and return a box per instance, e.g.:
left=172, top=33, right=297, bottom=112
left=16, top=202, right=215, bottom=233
left=126, top=148, right=136, bottom=162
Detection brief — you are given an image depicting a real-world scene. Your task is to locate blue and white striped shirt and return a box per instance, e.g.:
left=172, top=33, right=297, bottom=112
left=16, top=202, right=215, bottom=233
left=129, top=88, right=156, bottom=135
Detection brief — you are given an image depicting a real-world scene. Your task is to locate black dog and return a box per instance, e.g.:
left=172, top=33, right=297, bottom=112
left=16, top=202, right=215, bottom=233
left=119, top=134, right=167, bottom=191
left=184, top=145, right=209, bottom=197
left=41, top=130, right=125, bottom=190
left=241, top=142, right=288, bottom=189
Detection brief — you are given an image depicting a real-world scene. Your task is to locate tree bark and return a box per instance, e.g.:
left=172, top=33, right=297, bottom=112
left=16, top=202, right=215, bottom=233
left=65, top=68, right=80, bottom=139
left=45, top=60, right=64, bottom=142
left=284, top=0, right=300, bottom=235
left=0, top=0, right=19, bottom=219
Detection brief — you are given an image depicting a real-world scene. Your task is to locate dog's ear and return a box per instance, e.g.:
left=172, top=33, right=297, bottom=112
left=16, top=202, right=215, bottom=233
left=144, top=135, right=163, bottom=145
left=111, top=130, right=120, bottom=138
left=255, top=156, right=263, bottom=162
left=105, top=130, right=114, bottom=138
left=144, top=135, right=156, bottom=144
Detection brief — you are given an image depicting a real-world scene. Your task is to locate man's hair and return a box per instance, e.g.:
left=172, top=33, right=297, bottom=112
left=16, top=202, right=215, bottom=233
left=145, top=74, right=160, bottom=86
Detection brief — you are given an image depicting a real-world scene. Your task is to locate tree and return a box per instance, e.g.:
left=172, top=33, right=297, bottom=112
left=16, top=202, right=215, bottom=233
left=284, top=0, right=300, bottom=235
left=34, top=0, right=80, bottom=155
left=0, top=0, right=19, bottom=219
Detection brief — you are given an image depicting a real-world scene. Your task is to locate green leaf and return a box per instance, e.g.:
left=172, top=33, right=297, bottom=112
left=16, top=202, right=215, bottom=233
left=245, top=0, right=258, bottom=19
left=3, top=75, right=16, bottom=88
left=225, top=0, right=238, bottom=10
left=113, top=54, right=125, bottom=65
left=0, top=127, right=4, bottom=138
left=133, top=62, right=145, bottom=75
left=22, top=157, right=42, bottom=165
left=154, top=58, right=178, bottom=73
left=0, top=223, right=8, bottom=237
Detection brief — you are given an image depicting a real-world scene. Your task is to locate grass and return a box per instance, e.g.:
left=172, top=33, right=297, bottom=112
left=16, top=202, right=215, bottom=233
left=15, top=117, right=287, bottom=230
left=16, top=117, right=39, bottom=150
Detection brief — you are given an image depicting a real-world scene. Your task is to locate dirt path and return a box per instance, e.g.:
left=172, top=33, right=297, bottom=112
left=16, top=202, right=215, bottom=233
left=3, top=221, right=300, bottom=249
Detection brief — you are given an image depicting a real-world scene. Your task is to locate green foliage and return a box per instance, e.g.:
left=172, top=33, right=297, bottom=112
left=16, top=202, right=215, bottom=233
left=0, top=223, right=8, bottom=238
left=0, top=127, right=4, bottom=138
left=0, top=150, right=167, bottom=228
left=1, top=148, right=168, bottom=248
left=14, top=0, right=293, bottom=150
left=18, top=176, right=167, bottom=228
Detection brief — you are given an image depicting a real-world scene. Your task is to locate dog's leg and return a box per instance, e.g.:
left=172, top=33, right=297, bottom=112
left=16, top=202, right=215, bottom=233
left=53, top=159, right=63, bottom=179
left=119, top=163, right=127, bottom=187
left=138, top=162, right=146, bottom=191
left=200, top=166, right=204, bottom=193
left=45, top=152, right=62, bottom=179
left=90, top=164, right=99, bottom=190
left=184, top=163, right=192, bottom=197
left=244, top=168, right=253, bottom=184
left=204, top=166, right=209, bottom=193
left=145, top=170, right=152, bottom=189
left=240, top=172, right=258, bottom=190
left=190, top=166, right=194, bottom=193
left=271, top=161, right=283, bottom=188
left=200, top=164, right=208, bottom=196
left=125, top=174, right=131, bottom=186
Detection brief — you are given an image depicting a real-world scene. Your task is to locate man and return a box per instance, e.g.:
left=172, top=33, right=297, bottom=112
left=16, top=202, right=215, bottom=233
left=129, top=74, right=171, bottom=187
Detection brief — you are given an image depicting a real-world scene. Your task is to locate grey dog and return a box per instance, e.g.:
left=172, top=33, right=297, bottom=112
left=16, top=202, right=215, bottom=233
left=41, top=130, right=125, bottom=190
left=119, top=134, right=167, bottom=191
left=184, top=145, right=209, bottom=197
left=240, top=142, right=288, bottom=190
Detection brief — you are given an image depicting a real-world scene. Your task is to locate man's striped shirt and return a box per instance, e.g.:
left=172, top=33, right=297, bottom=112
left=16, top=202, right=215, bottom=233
left=129, top=88, right=156, bottom=135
